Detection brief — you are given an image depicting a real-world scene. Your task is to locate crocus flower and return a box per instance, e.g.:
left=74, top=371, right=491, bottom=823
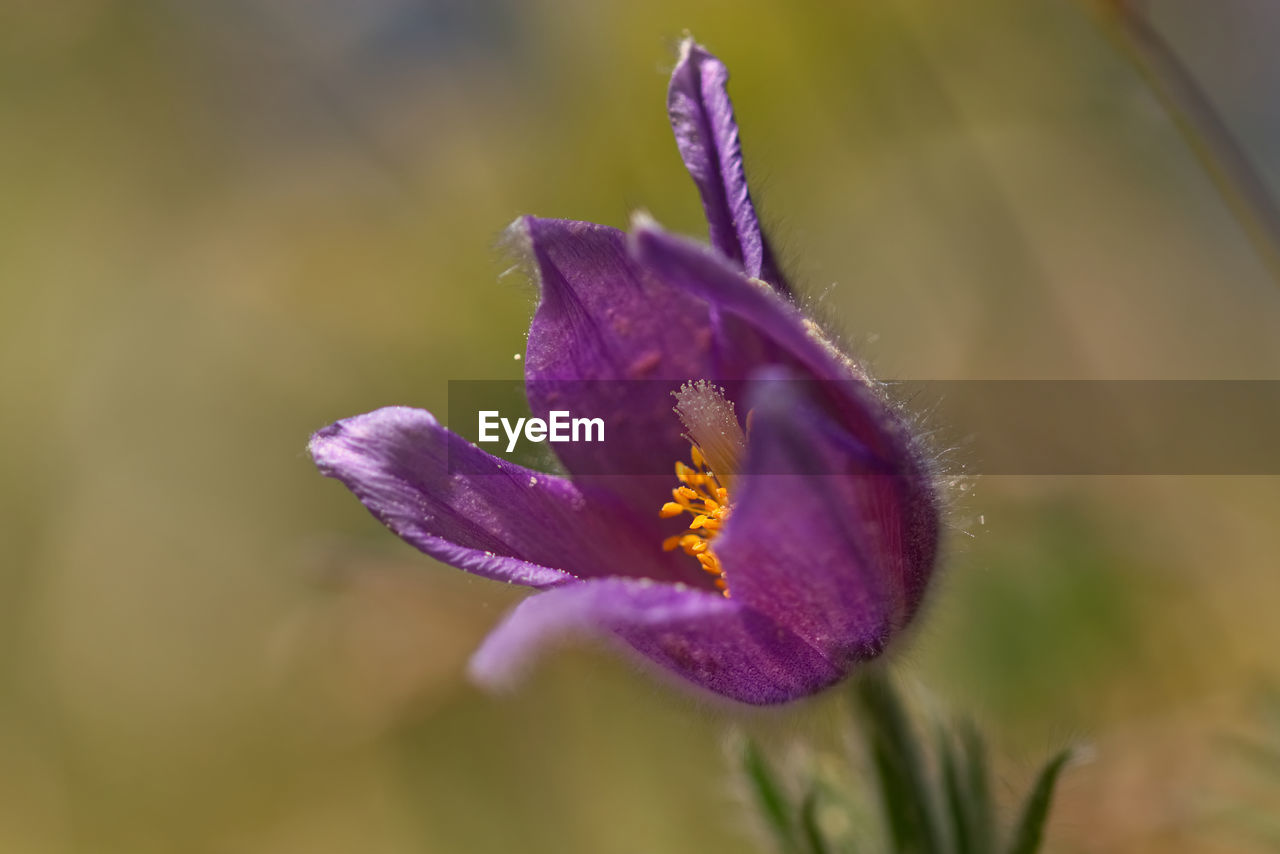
left=309, top=38, right=940, bottom=705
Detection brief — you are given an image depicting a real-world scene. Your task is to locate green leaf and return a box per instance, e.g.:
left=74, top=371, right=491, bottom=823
left=1006, top=749, right=1073, bottom=854
left=743, top=739, right=799, bottom=854
left=852, top=672, right=946, bottom=854
left=938, top=728, right=972, bottom=854
left=959, top=721, right=995, bottom=854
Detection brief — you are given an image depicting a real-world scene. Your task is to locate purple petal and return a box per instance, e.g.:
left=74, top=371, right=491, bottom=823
left=468, top=577, right=843, bottom=705
left=629, top=219, right=925, bottom=467
left=630, top=218, right=849, bottom=382
left=713, top=374, right=940, bottom=664
left=668, top=38, right=788, bottom=293
left=514, top=216, right=805, bottom=589
left=309, top=406, right=692, bottom=587
left=515, top=216, right=720, bottom=515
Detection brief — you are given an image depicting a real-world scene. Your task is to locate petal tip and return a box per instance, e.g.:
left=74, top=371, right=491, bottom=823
left=498, top=214, right=534, bottom=259
left=627, top=210, right=662, bottom=249
left=675, top=33, right=693, bottom=59
left=465, top=642, right=523, bottom=695
left=308, top=415, right=359, bottom=475
left=307, top=406, right=438, bottom=476
left=673, top=34, right=701, bottom=69
left=307, top=425, right=341, bottom=474
left=670, top=35, right=718, bottom=78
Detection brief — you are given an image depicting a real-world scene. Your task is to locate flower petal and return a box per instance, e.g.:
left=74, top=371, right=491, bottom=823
left=309, top=406, right=691, bottom=587
left=468, top=577, right=843, bottom=704
left=629, top=219, right=922, bottom=463
left=515, top=215, right=719, bottom=513
left=515, top=216, right=810, bottom=581
left=630, top=217, right=851, bottom=381
left=712, top=374, right=940, bottom=666
left=668, top=38, right=788, bottom=293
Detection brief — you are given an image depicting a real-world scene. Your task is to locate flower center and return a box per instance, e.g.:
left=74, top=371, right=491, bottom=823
left=658, top=381, right=748, bottom=596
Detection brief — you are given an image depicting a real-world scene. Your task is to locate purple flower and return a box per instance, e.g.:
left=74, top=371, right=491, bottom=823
left=309, top=38, right=940, bottom=705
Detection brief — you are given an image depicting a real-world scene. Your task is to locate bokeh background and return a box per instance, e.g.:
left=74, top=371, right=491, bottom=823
left=3, top=0, right=1280, bottom=851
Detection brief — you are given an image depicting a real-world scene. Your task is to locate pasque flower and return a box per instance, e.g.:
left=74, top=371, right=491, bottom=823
left=309, top=39, right=940, bottom=705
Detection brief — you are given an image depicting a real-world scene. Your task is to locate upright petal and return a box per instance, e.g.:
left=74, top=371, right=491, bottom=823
left=468, top=577, right=843, bottom=704
left=631, top=218, right=852, bottom=383
left=629, top=219, right=923, bottom=472
left=668, top=38, right=788, bottom=293
left=310, top=406, right=691, bottom=586
left=712, top=375, right=940, bottom=665
left=516, top=216, right=724, bottom=518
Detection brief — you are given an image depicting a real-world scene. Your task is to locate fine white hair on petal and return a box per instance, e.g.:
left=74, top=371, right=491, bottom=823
left=672, top=380, right=747, bottom=484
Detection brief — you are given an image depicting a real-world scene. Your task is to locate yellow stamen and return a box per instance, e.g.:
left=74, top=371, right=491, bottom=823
left=659, top=502, right=685, bottom=518
left=658, top=439, right=735, bottom=597
left=659, top=382, right=749, bottom=597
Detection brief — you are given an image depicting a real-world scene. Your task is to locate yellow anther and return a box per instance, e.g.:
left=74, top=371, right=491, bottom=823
left=659, top=439, right=736, bottom=597
left=659, top=502, right=685, bottom=519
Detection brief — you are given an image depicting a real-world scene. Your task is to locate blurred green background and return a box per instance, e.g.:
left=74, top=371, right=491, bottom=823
left=3, top=0, right=1280, bottom=851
